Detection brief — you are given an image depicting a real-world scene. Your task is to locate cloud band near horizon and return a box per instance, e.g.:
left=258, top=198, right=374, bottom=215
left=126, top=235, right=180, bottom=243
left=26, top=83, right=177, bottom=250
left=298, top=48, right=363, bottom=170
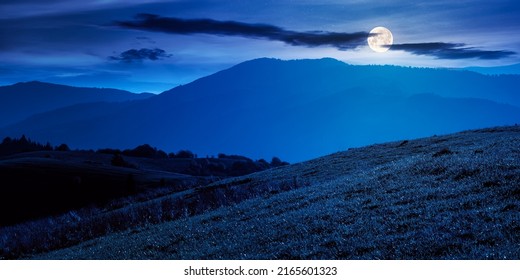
left=389, top=43, right=515, bottom=60
left=116, top=14, right=515, bottom=60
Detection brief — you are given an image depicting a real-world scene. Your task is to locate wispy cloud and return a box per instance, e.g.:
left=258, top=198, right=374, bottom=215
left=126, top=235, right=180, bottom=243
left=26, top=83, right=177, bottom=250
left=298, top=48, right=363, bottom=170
left=390, top=43, right=515, bottom=60
left=109, top=48, right=171, bottom=63
left=115, top=14, right=369, bottom=51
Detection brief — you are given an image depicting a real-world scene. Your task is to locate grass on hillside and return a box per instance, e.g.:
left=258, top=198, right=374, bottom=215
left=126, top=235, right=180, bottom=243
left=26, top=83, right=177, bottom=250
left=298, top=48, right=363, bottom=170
left=0, top=149, right=285, bottom=259
left=29, top=126, right=520, bottom=260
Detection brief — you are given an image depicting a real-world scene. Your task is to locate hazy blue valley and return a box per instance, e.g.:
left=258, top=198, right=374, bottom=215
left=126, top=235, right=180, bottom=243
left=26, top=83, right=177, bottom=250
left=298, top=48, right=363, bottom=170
left=2, top=58, right=520, bottom=162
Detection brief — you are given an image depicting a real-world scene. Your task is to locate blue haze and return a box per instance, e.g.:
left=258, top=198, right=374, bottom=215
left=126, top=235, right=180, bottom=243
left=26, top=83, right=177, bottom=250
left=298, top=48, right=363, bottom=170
left=1, top=58, right=519, bottom=162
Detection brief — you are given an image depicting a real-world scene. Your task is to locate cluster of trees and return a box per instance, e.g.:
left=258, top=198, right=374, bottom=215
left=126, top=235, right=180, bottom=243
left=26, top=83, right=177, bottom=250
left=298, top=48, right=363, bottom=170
left=100, top=147, right=289, bottom=168
left=187, top=154, right=289, bottom=177
left=217, top=153, right=288, bottom=167
left=97, top=144, right=195, bottom=159
left=0, top=136, right=289, bottom=173
left=0, top=135, right=69, bottom=156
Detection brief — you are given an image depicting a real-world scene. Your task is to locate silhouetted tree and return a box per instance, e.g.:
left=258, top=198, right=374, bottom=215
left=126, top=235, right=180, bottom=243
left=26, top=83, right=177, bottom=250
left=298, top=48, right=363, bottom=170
left=97, top=148, right=121, bottom=155
left=256, top=159, right=270, bottom=169
left=122, top=144, right=168, bottom=159
left=271, top=157, right=282, bottom=166
left=55, top=144, right=70, bottom=151
left=2, top=137, right=12, bottom=145
left=270, top=156, right=289, bottom=167
left=44, top=142, right=53, bottom=151
left=218, top=153, right=252, bottom=161
left=0, top=135, right=54, bottom=156
left=176, top=150, right=195, bottom=159
left=111, top=153, right=136, bottom=168
left=122, top=144, right=156, bottom=158
left=19, top=135, right=29, bottom=145
left=156, top=150, right=168, bottom=159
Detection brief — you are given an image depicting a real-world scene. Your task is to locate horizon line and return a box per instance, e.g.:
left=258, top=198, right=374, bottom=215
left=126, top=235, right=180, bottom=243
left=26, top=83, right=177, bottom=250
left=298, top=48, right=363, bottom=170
left=1, top=57, right=519, bottom=94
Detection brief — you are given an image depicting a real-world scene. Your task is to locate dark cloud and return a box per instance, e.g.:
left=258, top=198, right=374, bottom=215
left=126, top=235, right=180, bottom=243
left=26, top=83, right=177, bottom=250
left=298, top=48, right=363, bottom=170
left=390, top=43, right=515, bottom=60
left=116, top=14, right=369, bottom=50
left=116, top=14, right=516, bottom=61
left=109, top=48, right=171, bottom=63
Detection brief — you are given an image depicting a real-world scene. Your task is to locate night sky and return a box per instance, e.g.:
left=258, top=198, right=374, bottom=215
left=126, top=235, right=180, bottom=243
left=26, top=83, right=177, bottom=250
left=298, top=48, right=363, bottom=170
left=1, top=0, right=519, bottom=93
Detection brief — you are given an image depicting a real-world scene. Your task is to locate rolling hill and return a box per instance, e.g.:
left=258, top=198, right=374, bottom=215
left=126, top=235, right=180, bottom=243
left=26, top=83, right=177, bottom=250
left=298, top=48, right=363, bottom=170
left=0, top=142, right=283, bottom=228
left=26, top=125, right=520, bottom=260
left=465, top=63, right=520, bottom=76
left=1, top=59, right=520, bottom=162
left=0, top=150, right=199, bottom=226
left=0, top=81, right=152, bottom=127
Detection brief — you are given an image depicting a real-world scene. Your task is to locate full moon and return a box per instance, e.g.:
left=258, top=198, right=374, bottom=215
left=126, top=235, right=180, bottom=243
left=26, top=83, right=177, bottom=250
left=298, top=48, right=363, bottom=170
left=367, top=26, right=393, bottom=53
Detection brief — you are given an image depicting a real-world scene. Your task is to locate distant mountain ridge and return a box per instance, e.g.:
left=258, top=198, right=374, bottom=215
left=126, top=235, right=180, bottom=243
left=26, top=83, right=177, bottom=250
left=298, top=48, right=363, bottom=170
left=0, top=81, right=152, bottom=127
left=1, top=58, right=520, bottom=162
left=465, top=63, right=520, bottom=76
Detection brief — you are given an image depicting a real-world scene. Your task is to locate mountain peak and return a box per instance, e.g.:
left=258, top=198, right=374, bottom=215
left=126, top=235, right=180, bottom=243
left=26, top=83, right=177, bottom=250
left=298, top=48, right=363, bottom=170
left=8, top=81, right=118, bottom=91
left=12, top=80, right=58, bottom=87
left=234, top=57, right=347, bottom=68
left=3, top=58, right=520, bottom=162
left=159, top=57, right=350, bottom=97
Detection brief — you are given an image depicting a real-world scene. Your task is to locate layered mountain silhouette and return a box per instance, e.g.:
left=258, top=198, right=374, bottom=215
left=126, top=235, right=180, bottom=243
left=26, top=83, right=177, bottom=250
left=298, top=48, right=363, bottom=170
left=1, top=58, right=520, bottom=162
left=0, top=81, right=153, bottom=127
left=465, top=63, right=520, bottom=76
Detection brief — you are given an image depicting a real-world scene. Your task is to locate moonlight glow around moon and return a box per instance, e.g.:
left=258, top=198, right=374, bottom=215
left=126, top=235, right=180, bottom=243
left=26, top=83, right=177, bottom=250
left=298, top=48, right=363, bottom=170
left=368, top=26, right=393, bottom=53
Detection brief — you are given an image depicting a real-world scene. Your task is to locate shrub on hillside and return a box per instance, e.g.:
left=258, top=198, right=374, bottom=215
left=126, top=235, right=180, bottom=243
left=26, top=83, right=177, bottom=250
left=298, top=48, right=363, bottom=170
left=97, top=148, right=122, bottom=155
left=175, top=150, right=196, bottom=159
left=111, top=153, right=136, bottom=169
left=271, top=156, right=289, bottom=167
left=256, top=159, right=270, bottom=169
left=433, top=148, right=453, bottom=157
left=218, top=153, right=252, bottom=161
left=55, top=144, right=70, bottom=151
left=0, top=135, right=53, bottom=156
left=122, top=144, right=167, bottom=159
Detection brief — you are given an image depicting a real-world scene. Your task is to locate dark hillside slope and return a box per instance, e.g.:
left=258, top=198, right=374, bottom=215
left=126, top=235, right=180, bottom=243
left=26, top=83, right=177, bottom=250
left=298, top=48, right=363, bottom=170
left=36, top=125, right=520, bottom=259
left=0, top=147, right=276, bottom=227
left=0, top=151, right=199, bottom=226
